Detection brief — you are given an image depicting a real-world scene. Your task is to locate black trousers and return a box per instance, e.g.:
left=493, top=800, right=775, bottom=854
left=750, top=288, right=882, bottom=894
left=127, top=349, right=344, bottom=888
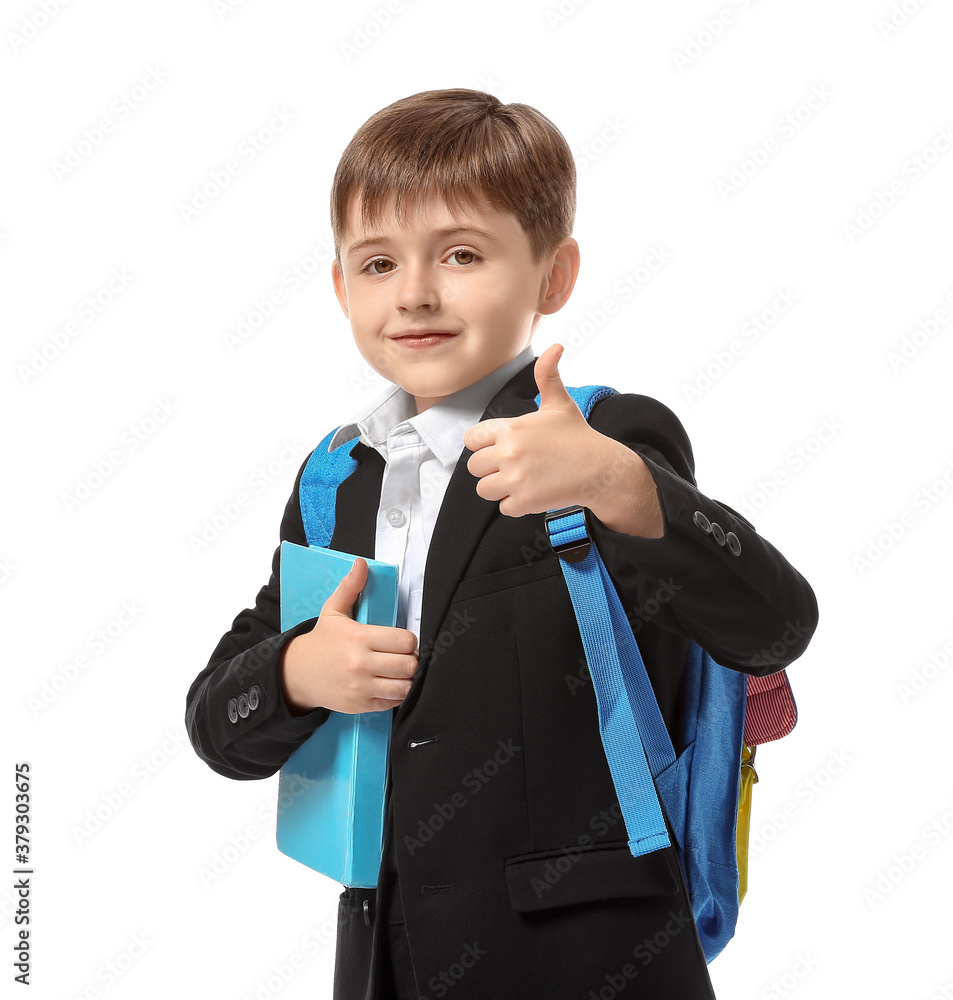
left=377, top=867, right=420, bottom=1000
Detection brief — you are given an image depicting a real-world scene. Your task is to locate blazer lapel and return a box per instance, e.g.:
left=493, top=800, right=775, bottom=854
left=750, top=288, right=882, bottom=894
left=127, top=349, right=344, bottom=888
left=414, top=357, right=540, bottom=672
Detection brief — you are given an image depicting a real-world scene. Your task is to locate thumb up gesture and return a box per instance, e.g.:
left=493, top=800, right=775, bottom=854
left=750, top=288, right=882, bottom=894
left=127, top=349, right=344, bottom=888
left=463, top=344, right=606, bottom=518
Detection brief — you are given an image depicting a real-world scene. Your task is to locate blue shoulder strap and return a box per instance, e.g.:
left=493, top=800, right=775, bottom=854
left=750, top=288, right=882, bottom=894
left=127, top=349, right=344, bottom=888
left=298, top=428, right=360, bottom=548
left=537, top=385, right=676, bottom=857
left=541, top=383, right=747, bottom=962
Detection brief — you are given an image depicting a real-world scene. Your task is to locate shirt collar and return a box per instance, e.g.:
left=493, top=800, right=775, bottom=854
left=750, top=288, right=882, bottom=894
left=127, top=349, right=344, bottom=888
left=329, top=346, right=534, bottom=468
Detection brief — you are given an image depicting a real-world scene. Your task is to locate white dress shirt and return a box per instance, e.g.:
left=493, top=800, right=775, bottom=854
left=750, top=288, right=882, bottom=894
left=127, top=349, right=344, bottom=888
left=328, top=347, right=534, bottom=645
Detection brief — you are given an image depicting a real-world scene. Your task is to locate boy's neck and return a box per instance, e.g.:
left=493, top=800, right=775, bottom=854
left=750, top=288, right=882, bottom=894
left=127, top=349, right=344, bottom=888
left=413, top=346, right=534, bottom=415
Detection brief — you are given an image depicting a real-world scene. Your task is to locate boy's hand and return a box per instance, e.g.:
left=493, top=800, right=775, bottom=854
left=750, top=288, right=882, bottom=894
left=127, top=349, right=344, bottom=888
left=463, top=344, right=663, bottom=537
left=279, top=557, right=418, bottom=717
left=464, top=344, right=593, bottom=516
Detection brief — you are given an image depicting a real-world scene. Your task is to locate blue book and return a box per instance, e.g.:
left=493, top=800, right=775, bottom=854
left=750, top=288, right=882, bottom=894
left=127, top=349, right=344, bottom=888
left=277, top=541, right=399, bottom=887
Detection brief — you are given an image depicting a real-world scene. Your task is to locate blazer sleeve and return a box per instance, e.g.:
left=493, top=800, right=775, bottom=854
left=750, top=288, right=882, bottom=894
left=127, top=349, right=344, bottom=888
left=585, top=392, right=819, bottom=676
left=184, top=451, right=333, bottom=780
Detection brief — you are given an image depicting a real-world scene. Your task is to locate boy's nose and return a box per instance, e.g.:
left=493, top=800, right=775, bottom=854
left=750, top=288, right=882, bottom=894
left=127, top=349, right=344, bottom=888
left=395, top=263, right=440, bottom=311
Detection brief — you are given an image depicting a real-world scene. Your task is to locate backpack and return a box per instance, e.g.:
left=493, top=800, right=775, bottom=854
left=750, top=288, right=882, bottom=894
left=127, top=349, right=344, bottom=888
left=540, top=384, right=797, bottom=962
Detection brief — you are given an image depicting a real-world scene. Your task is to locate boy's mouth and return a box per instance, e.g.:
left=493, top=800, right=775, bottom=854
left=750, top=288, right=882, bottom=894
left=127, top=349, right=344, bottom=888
left=390, top=330, right=458, bottom=349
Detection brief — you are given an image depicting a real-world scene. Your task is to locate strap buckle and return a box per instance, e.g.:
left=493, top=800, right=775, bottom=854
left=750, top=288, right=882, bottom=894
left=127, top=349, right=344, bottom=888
left=741, top=742, right=759, bottom=783
left=545, top=505, right=591, bottom=564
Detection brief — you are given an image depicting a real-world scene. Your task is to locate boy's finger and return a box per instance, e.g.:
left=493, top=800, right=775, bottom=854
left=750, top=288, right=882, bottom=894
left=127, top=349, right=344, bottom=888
left=466, top=443, right=500, bottom=481
left=463, top=418, right=506, bottom=452
left=321, top=557, right=368, bottom=619
left=363, top=624, right=419, bottom=655
left=535, top=343, right=573, bottom=410
left=372, top=650, right=420, bottom=680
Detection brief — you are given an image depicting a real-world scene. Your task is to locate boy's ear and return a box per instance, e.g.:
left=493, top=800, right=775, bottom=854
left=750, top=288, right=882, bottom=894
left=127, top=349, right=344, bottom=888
left=537, top=237, right=580, bottom=317
left=331, top=259, right=350, bottom=318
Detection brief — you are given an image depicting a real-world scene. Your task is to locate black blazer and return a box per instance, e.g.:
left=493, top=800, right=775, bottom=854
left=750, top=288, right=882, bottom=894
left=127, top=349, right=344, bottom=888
left=185, top=358, right=818, bottom=1000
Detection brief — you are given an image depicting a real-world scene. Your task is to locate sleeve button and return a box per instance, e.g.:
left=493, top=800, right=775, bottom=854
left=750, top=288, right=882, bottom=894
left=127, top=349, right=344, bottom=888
left=711, top=522, right=726, bottom=546
left=726, top=531, right=741, bottom=556
left=248, top=685, right=260, bottom=711
left=227, top=698, right=239, bottom=724
left=692, top=510, right=711, bottom=533
left=237, top=693, right=250, bottom=719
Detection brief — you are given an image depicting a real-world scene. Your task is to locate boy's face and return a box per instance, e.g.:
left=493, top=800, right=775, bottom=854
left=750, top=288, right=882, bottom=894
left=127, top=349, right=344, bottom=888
left=332, top=191, right=577, bottom=412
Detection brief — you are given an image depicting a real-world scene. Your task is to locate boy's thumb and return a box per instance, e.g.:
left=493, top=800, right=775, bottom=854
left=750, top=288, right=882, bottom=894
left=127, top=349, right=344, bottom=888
left=535, top=343, right=571, bottom=410
left=322, top=557, right=368, bottom=619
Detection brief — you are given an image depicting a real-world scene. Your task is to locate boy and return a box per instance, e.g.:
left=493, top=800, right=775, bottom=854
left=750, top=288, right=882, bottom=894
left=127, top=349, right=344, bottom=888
left=186, top=89, right=818, bottom=1000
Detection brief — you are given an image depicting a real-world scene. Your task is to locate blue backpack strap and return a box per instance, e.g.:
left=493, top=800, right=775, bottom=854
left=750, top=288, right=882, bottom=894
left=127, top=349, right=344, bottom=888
left=539, top=383, right=676, bottom=856
left=542, top=381, right=747, bottom=960
left=546, top=505, right=674, bottom=858
left=298, top=428, right=360, bottom=548
left=533, top=383, right=618, bottom=419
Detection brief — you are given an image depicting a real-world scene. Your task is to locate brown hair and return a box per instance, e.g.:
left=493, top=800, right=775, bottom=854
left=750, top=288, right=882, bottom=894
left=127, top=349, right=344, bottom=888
left=330, top=89, right=576, bottom=262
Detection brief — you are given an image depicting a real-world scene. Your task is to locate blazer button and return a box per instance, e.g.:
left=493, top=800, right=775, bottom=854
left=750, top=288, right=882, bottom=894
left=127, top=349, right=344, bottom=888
left=692, top=510, right=711, bottom=533
left=726, top=531, right=741, bottom=557
left=227, top=698, right=239, bottom=724
left=237, top=693, right=250, bottom=719
left=248, top=685, right=260, bottom=711
left=710, top=522, right=726, bottom=546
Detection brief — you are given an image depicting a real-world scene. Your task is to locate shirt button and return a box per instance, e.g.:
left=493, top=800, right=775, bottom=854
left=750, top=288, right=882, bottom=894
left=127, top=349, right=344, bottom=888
left=386, top=507, right=406, bottom=527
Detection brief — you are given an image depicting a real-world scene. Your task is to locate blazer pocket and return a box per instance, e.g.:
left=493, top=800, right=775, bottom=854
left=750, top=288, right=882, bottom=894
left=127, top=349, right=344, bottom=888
left=451, top=555, right=561, bottom=605
left=504, top=842, right=678, bottom=913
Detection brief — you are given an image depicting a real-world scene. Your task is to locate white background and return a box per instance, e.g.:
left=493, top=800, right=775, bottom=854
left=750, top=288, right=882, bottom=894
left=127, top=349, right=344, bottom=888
left=3, top=1, right=952, bottom=998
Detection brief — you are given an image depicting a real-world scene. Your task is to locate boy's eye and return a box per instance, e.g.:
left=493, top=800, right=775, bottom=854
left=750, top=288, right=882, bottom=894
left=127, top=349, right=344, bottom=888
left=449, top=249, right=476, bottom=265
left=365, top=258, right=395, bottom=275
